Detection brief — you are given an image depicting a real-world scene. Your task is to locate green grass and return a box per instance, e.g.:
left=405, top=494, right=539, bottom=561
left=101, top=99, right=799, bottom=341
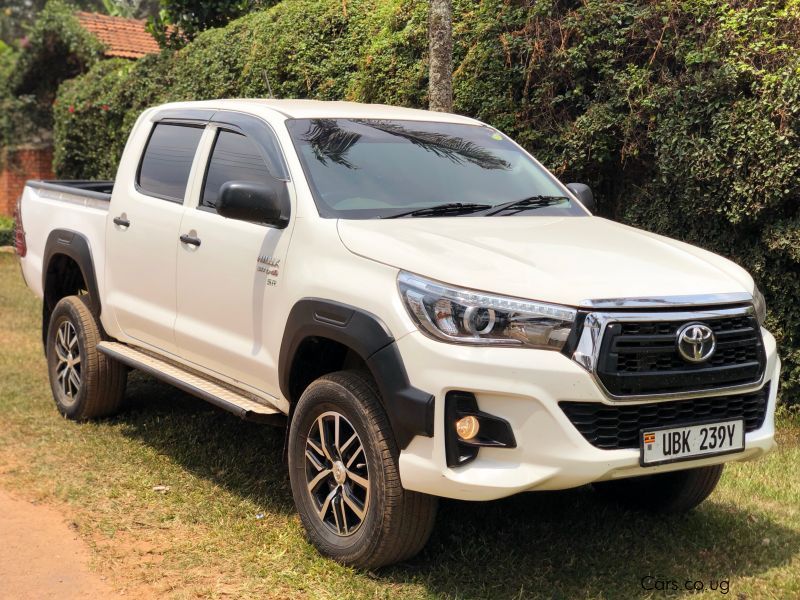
left=0, top=252, right=798, bottom=599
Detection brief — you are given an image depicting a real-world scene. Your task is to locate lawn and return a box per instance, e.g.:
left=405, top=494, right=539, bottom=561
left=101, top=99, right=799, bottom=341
left=0, top=251, right=798, bottom=599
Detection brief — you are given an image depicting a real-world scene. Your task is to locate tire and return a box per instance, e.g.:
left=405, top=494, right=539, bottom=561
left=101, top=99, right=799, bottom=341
left=46, top=295, right=127, bottom=420
left=592, top=464, right=724, bottom=513
left=288, top=370, right=437, bottom=569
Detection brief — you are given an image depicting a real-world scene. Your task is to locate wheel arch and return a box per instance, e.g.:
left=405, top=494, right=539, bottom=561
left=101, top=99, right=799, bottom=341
left=279, top=299, right=434, bottom=450
left=42, top=229, right=102, bottom=348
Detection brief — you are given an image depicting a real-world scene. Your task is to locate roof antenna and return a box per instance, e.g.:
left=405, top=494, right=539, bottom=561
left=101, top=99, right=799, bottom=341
left=262, top=69, right=275, bottom=99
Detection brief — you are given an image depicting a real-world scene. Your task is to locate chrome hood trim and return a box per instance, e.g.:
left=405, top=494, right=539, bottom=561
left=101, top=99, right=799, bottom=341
left=579, top=292, right=753, bottom=309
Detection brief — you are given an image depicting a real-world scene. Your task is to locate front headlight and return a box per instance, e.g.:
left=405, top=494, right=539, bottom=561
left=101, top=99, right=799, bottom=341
left=752, top=284, right=767, bottom=326
left=398, top=271, right=577, bottom=350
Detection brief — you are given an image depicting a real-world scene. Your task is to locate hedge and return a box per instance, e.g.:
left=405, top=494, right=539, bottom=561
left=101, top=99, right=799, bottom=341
left=0, top=215, right=13, bottom=246
left=54, top=0, right=800, bottom=402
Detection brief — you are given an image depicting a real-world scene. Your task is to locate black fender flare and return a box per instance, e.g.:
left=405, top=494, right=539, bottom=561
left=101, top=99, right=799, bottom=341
left=278, top=299, right=434, bottom=450
left=41, top=229, right=101, bottom=345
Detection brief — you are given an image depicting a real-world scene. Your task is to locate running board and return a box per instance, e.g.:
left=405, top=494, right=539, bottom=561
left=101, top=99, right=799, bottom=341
left=97, top=342, right=284, bottom=424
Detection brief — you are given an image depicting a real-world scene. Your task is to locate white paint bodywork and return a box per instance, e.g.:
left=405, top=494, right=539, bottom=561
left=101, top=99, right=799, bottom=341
left=337, top=216, right=756, bottom=306
left=17, top=99, right=780, bottom=500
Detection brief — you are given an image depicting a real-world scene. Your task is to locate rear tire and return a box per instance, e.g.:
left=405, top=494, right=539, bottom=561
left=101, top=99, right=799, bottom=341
left=46, top=295, right=127, bottom=420
left=288, top=370, right=437, bottom=569
left=593, top=464, right=724, bottom=513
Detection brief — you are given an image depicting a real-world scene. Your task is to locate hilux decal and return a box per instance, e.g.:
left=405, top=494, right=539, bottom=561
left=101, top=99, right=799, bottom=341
left=257, top=255, right=280, bottom=286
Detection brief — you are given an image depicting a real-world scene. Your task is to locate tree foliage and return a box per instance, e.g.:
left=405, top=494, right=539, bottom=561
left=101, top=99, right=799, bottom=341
left=54, top=0, right=800, bottom=401
left=0, top=0, right=104, bottom=153
left=0, top=0, right=106, bottom=44
left=11, top=0, right=104, bottom=100
left=147, top=0, right=280, bottom=48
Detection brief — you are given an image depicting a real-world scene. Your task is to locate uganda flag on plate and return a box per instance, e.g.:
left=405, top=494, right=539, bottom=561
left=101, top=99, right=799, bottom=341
left=644, top=432, right=656, bottom=449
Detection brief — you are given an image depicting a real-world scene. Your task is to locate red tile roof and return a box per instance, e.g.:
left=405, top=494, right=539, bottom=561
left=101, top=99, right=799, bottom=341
left=75, top=12, right=160, bottom=59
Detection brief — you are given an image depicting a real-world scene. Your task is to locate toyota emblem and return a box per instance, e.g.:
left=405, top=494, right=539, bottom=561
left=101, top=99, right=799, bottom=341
left=676, top=323, right=716, bottom=363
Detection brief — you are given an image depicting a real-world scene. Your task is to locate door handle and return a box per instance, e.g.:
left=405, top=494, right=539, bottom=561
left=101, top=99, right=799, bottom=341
left=113, top=216, right=130, bottom=228
left=180, top=234, right=201, bottom=247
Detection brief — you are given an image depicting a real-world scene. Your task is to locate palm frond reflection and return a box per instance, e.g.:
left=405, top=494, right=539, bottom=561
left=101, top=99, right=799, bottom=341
left=300, top=118, right=511, bottom=171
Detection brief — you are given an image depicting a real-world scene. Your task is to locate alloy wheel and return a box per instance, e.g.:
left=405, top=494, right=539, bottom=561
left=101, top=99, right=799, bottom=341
left=54, top=321, right=81, bottom=400
left=304, top=411, right=370, bottom=536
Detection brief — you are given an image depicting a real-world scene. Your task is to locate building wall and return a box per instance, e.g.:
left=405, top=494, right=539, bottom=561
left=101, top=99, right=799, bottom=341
left=0, top=146, right=54, bottom=217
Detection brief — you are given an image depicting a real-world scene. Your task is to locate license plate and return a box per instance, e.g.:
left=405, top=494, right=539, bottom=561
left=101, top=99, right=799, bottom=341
left=640, top=419, right=745, bottom=466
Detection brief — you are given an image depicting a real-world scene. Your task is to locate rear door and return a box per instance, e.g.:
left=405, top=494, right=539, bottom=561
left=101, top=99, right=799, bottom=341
left=173, top=112, right=294, bottom=395
left=105, top=117, right=207, bottom=354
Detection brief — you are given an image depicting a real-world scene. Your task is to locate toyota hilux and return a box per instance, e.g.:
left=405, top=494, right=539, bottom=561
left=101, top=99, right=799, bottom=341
left=15, top=99, right=780, bottom=568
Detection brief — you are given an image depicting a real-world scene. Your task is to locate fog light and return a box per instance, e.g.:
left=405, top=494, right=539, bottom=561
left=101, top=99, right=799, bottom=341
left=455, top=415, right=480, bottom=440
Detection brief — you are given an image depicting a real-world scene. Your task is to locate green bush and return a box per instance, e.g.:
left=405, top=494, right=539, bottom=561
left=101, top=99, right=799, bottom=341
left=54, top=0, right=800, bottom=401
left=53, top=57, right=134, bottom=178
left=0, top=214, right=13, bottom=246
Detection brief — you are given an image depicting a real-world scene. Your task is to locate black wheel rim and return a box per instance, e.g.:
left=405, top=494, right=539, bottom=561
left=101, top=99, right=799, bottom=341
left=54, top=320, right=81, bottom=402
left=305, top=411, right=370, bottom=537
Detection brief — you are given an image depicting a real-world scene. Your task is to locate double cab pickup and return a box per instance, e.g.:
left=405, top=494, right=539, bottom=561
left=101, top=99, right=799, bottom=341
left=15, top=100, right=780, bottom=568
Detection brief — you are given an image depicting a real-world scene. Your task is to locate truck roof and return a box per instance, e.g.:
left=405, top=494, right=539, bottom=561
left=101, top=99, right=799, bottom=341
left=152, top=99, right=484, bottom=125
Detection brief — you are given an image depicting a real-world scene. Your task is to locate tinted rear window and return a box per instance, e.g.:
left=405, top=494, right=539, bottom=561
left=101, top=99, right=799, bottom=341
left=138, top=123, right=203, bottom=201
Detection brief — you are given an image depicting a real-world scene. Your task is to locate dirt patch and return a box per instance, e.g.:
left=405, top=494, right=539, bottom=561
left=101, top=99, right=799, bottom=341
left=0, top=489, right=120, bottom=600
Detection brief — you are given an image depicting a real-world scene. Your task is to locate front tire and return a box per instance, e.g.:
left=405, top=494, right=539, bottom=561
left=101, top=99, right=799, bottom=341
left=46, top=295, right=127, bottom=420
left=593, top=464, right=724, bottom=513
left=288, top=370, right=437, bottom=569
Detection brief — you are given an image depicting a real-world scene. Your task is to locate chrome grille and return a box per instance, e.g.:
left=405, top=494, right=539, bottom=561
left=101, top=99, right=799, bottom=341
left=595, top=313, right=765, bottom=396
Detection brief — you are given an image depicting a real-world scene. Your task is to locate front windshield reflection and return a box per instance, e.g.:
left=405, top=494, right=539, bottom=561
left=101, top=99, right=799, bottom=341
left=287, top=118, right=585, bottom=219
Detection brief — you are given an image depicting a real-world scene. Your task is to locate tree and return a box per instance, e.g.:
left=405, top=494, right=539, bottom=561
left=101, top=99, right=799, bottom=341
left=148, top=0, right=279, bottom=48
left=100, top=0, right=160, bottom=18
left=0, top=0, right=106, bottom=44
left=427, top=0, right=452, bottom=112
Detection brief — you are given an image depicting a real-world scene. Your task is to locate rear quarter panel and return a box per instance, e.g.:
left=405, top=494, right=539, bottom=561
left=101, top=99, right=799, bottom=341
left=19, top=185, right=109, bottom=300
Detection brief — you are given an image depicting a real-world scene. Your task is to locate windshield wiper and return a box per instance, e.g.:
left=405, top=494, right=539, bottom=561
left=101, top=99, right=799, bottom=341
left=383, top=202, right=492, bottom=219
left=481, top=195, right=571, bottom=216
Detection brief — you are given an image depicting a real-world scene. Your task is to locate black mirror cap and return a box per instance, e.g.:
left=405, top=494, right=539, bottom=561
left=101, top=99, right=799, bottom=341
left=217, top=179, right=290, bottom=228
left=566, top=182, right=596, bottom=214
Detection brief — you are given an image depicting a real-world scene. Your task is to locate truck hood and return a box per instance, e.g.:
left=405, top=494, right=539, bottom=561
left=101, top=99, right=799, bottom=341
left=336, top=216, right=754, bottom=307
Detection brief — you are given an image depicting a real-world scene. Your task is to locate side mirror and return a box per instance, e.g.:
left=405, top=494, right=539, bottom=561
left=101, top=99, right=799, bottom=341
left=217, top=180, right=290, bottom=228
left=566, top=182, right=596, bottom=214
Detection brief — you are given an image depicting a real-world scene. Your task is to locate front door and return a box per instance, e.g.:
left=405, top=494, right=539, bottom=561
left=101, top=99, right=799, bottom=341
left=174, top=121, right=293, bottom=395
left=105, top=121, right=204, bottom=355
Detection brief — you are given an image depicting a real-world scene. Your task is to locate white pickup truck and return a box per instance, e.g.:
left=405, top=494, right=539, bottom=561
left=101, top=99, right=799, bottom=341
left=16, top=100, right=780, bottom=569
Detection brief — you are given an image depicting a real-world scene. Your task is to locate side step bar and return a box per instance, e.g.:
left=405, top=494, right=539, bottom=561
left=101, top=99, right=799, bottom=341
left=98, top=342, right=284, bottom=424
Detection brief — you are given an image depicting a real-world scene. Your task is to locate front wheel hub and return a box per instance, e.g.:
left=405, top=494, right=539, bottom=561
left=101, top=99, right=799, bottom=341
left=332, top=460, right=347, bottom=485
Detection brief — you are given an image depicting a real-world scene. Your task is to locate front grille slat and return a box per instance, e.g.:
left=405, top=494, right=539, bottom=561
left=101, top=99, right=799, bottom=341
left=606, top=361, right=762, bottom=384
left=715, top=328, right=758, bottom=340
left=560, top=385, right=770, bottom=450
left=597, top=313, right=766, bottom=395
left=615, top=333, right=676, bottom=345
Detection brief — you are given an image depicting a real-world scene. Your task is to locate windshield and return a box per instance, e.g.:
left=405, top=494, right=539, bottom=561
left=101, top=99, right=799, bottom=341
left=285, top=118, right=587, bottom=219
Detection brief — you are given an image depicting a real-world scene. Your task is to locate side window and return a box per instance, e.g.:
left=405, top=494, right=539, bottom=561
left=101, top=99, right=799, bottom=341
left=200, top=130, right=273, bottom=210
left=138, top=123, right=203, bottom=201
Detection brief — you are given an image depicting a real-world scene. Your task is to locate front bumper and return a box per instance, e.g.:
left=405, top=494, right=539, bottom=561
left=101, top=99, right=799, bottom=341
left=396, top=329, right=780, bottom=501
